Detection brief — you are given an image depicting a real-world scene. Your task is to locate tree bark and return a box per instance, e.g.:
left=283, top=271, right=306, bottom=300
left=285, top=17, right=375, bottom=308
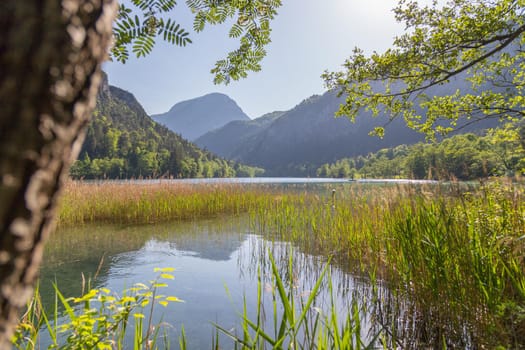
left=0, top=0, right=116, bottom=346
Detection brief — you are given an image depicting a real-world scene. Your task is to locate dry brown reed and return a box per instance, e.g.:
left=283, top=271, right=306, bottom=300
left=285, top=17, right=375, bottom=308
left=56, top=180, right=290, bottom=227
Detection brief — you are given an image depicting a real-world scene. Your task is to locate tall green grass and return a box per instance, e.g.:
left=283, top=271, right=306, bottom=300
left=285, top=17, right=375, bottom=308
left=215, top=253, right=380, bottom=349
left=250, top=181, right=525, bottom=348
left=15, top=251, right=376, bottom=350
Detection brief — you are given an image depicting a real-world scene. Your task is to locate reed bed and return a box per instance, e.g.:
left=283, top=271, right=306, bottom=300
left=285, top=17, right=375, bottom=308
left=249, top=181, right=525, bottom=348
left=46, top=180, right=525, bottom=348
left=56, top=181, right=296, bottom=227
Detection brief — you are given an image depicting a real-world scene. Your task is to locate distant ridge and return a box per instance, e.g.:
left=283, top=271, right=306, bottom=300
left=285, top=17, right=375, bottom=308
left=152, top=93, right=251, bottom=141
left=194, top=87, right=500, bottom=176
left=195, top=111, right=284, bottom=159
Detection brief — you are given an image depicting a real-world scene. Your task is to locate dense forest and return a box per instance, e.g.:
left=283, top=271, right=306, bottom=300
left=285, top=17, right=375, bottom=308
left=317, top=124, right=525, bottom=180
left=70, top=76, right=264, bottom=179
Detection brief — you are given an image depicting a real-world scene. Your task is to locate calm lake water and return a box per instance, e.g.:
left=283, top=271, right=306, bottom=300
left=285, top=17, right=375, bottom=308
left=105, top=177, right=438, bottom=185
left=40, top=214, right=376, bottom=348
left=38, top=179, right=447, bottom=348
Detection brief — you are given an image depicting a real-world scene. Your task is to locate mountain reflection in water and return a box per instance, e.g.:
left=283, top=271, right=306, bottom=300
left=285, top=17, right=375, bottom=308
left=40, top=215, right=371, bottom=349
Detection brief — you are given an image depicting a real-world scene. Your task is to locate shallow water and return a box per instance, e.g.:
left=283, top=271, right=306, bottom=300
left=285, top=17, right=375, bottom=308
left=40, top=215, right=374, bottom=349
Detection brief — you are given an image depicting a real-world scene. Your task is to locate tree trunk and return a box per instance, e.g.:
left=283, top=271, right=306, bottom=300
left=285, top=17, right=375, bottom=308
left=0, top=0, right=116, bottom=346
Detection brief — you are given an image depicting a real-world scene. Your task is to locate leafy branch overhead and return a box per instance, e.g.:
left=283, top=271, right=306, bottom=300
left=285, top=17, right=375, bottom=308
left=112, top=0, right=192, bottom=62
left=323, top=0, right=525, bottom=139
left=112, top=0, right=282, bottom=84
left=187, top=0, right=282, bottom=84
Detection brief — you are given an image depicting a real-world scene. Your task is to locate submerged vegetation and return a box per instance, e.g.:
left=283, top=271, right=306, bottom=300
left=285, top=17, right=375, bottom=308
left=21, top=180, right=524, bottom=348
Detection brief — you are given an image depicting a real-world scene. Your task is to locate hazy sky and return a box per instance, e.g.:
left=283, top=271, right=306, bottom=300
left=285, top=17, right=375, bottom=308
left=104, top=0, right=404, bottom=119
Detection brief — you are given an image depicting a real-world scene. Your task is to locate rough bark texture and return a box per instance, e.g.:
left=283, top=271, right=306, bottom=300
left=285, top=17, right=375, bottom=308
left=0, top=0, right=116, bottom=346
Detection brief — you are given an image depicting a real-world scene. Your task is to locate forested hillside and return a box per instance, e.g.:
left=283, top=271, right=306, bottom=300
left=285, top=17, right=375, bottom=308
left=195, top=111, right=284, bottom=159
left=197, top=91, right=425, bottom=175
left=317, top=125, right=525, bottom=180
left=70, top=75, right=262, bottom=179
left=195, top=86, right=501, bottom=176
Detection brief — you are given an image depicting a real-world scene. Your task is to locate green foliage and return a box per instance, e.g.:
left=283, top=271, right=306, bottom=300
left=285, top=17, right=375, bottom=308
left=383, top=183, right=525, bottom=348
left=316, top=123, right=525, bottom=180
left=250, top=181, right=525, bottom=347
left=187, top=0, right=282, bottom=84
left=12, top=269, right=182, bottom=349
left=324, top=0, right=525, bottom=139
left=112, top=0, right=281, bottom=83
left=113, top=0, right=191, bottom=63
left=234, top=163, right=265, bottom=178
left=215, top=253, right=379, bottom=349
left=14, top=182, right=525, bottom=348
left=70, top=84, right=262, bottom=179
left=488, top=122, right=525, bottom=174
left=316, top=158, right=356, bottom=179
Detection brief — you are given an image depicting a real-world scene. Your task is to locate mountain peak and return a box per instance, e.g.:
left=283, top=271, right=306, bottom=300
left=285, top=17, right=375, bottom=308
left=202, top=92, right=232, bottom=99
left=152, top=93, right=250, bottom=141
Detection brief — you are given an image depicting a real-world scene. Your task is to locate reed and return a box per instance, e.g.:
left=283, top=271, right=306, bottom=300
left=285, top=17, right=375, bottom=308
left=250, top=181, right=525, bottom=348
left=56, top=181, right=297, bottom=227
left=215, top=253, right=379, bottom=349
left=34, top=180, right=525, bottom=348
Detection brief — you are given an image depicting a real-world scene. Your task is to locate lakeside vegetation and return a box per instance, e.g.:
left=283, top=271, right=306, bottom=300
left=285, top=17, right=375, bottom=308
left=251, top=180, right=525, bottom=348
left=56, top=181, right=287, bottom=227
left=14, top=179, right=521, bottom=348
left=316, top=124, right=525, bottom=180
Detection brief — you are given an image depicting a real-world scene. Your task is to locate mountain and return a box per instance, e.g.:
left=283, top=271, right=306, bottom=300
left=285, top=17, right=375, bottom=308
left=195, top=85, right=500, bottom=176
left=151, top=93, right=251, bottom=141
left=195, top=91, right=425, bottom=176
left=195, top=111, right=284, bottom=159
left=237, top=91, right=426, bottom=175
left=70, top=74, right=254, bottom=179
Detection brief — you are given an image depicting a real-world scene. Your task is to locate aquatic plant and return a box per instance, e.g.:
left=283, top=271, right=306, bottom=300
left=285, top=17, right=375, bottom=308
left=39, top=179, right=525, bottom=348
left=56, top=181, right=297, bottom=227
left=215, top=253, right=381, bottom=349
left=12, top=268, right=182, bottom=350
left=250, top=181, right=525, bottom=348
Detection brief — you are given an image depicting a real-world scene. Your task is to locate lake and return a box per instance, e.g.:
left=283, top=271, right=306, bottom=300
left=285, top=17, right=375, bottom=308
left=40, top=213, right=378, bottom=348
left=31, top=178, right=519, bottom=349
left=97, top=177, right=438, bottom=185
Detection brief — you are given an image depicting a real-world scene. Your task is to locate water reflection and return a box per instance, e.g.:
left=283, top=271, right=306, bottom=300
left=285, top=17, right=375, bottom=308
left=39, top=216, right=379, bottom=349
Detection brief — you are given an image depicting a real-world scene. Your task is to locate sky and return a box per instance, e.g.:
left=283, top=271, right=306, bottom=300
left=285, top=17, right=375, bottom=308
left=104, top=0, right=404, bottom=119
